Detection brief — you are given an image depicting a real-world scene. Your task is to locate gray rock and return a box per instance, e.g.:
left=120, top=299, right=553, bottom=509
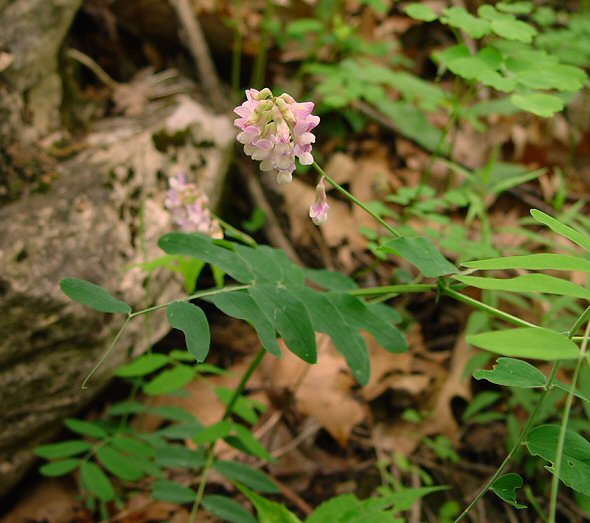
left=0, top=91, right=235, bottom=496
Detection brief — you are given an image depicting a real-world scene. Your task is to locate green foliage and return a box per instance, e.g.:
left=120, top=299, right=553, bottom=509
left=60, top=278, right=131, bottom=314
left=474, top=357, right=547, bottom=388
left=491, top=473, right=527, bottom=509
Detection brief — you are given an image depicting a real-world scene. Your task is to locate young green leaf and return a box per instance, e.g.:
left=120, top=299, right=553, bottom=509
left=202, top=494, right=258, bottom=523
left=35, top=440, right=92, bottom=459
left=107, top=401, right=147, bottom=416
left=40, top=459, right=81, bottom=477
left=214, top=460, right=279, bottom=493
left=248, top=285, right=317, bottom=363
left=64, top=419, right=108, bottom=439
left=467, top=327, right=580, bottom=360
left=455, top=274, right=590, bottom=300
left=205, top=291, right=281, bottom=357
left=193, top=420, right=235, bottom=445
left=490, top=473, right=527, bottom=509
left=463, top=253, right=590, bottom=272
left=381, top=236, right=457, bottom=277
left=60, top=278, right=131, bottom=314
left=441, top=7, right=491, bottom=38
left=531, top=209, right=590, bottom=253
left=110, top=435, right=155, bottom=458
left=167, top=301, right=210, bottom=362
left=148, top=405, right=198, bottom=422
left=151, top=479, right=196, bottom=504
left=80, top=462, right=116, bottom=502
left=237, top=484, right=303, bottom=523
left=230, top=424, right=275, bottom=462
left=114, top=354, right=170, bottom=378
left=214, top=387, right=258, bottom=424
left=142, top=364, right=196, bottom=395
left=96, top=445, right=144, bottom=481
left=527, top=424, right=590, bottom=497
left=404, top=3, right=437, bottom=22
left=473, top=357, right=547, bottom=388
left=511, top=93, right=564, bottom=118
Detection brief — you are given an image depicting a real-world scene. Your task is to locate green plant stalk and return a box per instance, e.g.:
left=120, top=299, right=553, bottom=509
left=548, top=314, right=590, bottom=522
left=231, top=0, right=243, bottom=103
left=189, top=347, right=266, bottom=522
left=312, top=162, right=401, bottom=238
left=454, top=305, right=590, bottom=522
left=349, top=283, right=436, bottom=296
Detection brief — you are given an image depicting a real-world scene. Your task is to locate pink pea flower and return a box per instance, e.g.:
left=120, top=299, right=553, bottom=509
left=309, top=178, right=329, bottom=225
left=234, top=88, right=320, bottom=184
left=165, top=173, right=223, bottom=238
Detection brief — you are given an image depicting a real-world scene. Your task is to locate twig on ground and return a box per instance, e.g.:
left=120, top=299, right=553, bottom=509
left=171, top=0, right=226, bottom=112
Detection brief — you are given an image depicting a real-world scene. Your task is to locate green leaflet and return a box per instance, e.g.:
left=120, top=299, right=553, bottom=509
left=80, top=462, right=116, bottom=502
left=248, top=285, right=317, bottom=363
left=202, top=495, right=258, bottom=523
left=205, top=291, right=281, bottom=357
left=167, top=301, right=210, bottom=362
left=473, top=357, right=547, bottom=388
left=527, top=425, right=590, bottom=497
left=490, top=473, right=527, bottom=509
left=531, top=209, right=590, bottom=253
left=463, top=253, right=590, bottom=272
left=115, top=354, right=170, bottom=377
left=467, top=327, right=580, bottom=360
left=294, top=287, right=370, bottom=385
left=96, top=445, right=144, bottom=481
left=214, top=460, right=279, bottom=493
left=381, top=236, right=458, bottom=278
left=60, top=278, right=131, bottom=314
left=142, top=364, right=196, bottom=395
left=151, top=479, right=196, bottom=504
left=237, top=484, right=302, bottom=523
left=455, top=273, right=590, bottom=300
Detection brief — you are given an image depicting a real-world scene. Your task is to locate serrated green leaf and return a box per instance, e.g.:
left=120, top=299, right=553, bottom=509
left=237, top=484, right=302, bottom=523
left=214, top=460, right=279, bottom=493
left=115, top=354, right=170, bottom=378
left=35, top=440, right=92, bottom=459
left=202, top=494, right=258, bottom=523
left=294, top=287, right=370, bottom=385
left=60, top=278, right=131, bottom=314
left=404, top=3, right=437, bottom=22
left=96, top=445, right=144, bottom=481
left=455, top=273, right=590, bottom=300
left=39, top=459, right=81, bottom=477
left=158, top=233, right=254, bottom=283
left=143, top=364, right=196, bottom=395
left=64, top=419, right=108, bottom=439
left=474, top=357, right=547, bottom=388
left=463, top=253, right=590, bottom=272
left=527, top=425, right=590, bottom=496
left=467, top=327, right=580, bottom=360
left=80, top=462, right=116, bottom=501
left=248, top=285, right=317, bottom=363
left=491, top=473, right=527, bottom=509
left=167, top=301, right=210, bottom=362
left=155, top=445, right=205, bottom=469
left=326, top=293, right=407, bottom=353
left=511, top=93, right=564, bottom=118
left=205, top=291, right=281, bottom=357
left=381, top=236, right=457, bottom=277
left=441, top=7, right=491, bottom=38
left=151, top=479, right=196, bottom=504
left=531, top=209, right=590, bottom=253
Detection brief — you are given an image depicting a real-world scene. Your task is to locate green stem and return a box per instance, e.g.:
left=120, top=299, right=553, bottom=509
left=349, top=284, right=436, bottom=296
left=231, top=0, right=243, bottom=103
left=312, top=162, right=401, bottom=238
left=548, top=309, right=590, bottom=522
left=188, top=347, right=266, bottom=522
left=129, top=284, right=251, bottom=318
left=251, top=1, right=273, bottom=89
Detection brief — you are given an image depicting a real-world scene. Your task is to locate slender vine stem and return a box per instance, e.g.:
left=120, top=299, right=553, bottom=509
left=188, top=347, right=267, bottom=522
left=312, top=162, right=401, bottom=238
left=548, top=309, right=590, bottom=522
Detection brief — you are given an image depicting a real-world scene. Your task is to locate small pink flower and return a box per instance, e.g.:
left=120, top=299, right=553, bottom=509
left=234, top=89, right=319, bottom=184
left=165, top=173, right=222, bottom=238
left=309, top=178, right=329, bottom=225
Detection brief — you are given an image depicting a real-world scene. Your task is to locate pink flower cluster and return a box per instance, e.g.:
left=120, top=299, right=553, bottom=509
left=234, top=88, right=320, bottom=184
left=165, top=173, right=223, bottom=238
